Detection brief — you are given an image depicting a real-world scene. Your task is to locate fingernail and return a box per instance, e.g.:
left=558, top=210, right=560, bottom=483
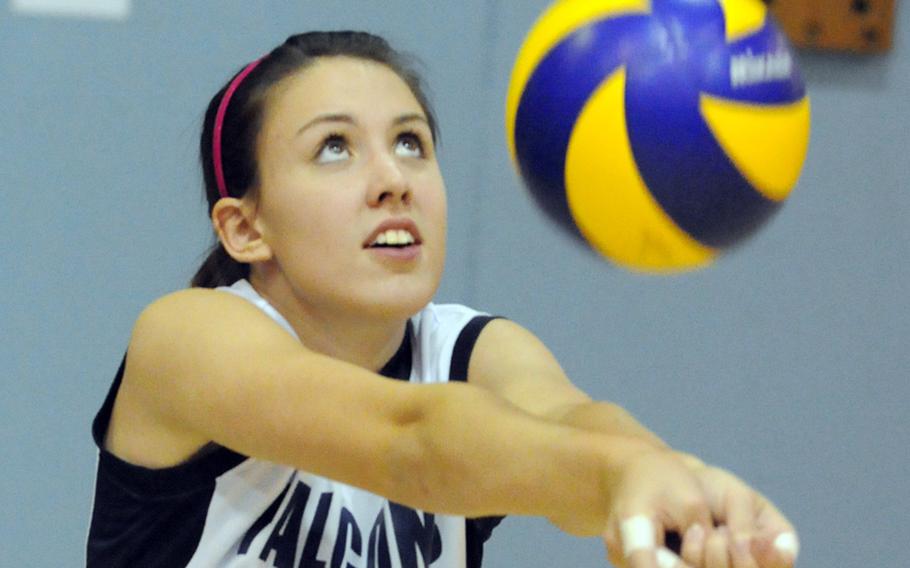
left=774, top=532, right=800, bottom=560
left=620, top=515, right=656, bottom=556
left=685, top=523, right=705, bottom=545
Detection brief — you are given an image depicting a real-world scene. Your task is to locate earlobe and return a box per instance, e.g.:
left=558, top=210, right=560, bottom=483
left=211, top=198, right=272, bottom=263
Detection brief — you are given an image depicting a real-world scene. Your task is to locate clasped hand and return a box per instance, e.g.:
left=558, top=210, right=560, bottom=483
left=553, top=449, right=799, bottom=568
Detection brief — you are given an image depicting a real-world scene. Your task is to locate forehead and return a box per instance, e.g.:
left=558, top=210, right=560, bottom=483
left=262, top=56, right=425, bottom=129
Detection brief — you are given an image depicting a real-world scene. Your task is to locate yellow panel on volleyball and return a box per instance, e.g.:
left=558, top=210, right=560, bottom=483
left=505, top=0, right=651, bottom=162
left=716, top=0, right=767, bottom=42
left=700, top=95, right=811, bottom=201
left=565, top=67, right=716, bottom=273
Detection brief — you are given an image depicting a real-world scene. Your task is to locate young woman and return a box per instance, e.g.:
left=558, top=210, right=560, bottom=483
left=87, top=32, right=798, bottom=568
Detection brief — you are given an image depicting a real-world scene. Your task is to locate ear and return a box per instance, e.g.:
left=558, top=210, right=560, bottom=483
left=211, top=197, right=273, bottom=263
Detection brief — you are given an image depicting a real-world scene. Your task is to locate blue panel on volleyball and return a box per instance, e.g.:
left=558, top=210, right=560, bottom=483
left=514, top=13, right=652, bottom=241
left=625, top=0, right=803, bottom=247
left=623, top=6, right=775, bottom=246
left=698, top=13, right=807, bottom=103
left=507, top=0, right=810, bottom=272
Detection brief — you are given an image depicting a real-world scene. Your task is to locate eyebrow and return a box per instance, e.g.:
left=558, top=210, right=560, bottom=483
left=393, top=113, right=429, bottom=128
left=296, top=113, right=429, bottom=137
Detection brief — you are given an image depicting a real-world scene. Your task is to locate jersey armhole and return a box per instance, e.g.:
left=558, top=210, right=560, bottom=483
left=91, top=354, right=247, bottom=497
left=448, top=315, right=502, bottom=383
left=445, top=315, right=507, bottom=567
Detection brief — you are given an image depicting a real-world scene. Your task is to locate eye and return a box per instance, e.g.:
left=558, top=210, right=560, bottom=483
left=395, top=131, right=425, bottom=158
left=316, top=133, right=350, bottom=163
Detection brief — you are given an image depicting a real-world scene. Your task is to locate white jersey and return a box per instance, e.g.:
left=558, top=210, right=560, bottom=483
left=87, top=280, right=503, bottom=568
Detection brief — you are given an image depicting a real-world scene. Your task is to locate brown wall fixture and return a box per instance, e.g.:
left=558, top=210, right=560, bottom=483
left=764, top=0, right=897, bottom=53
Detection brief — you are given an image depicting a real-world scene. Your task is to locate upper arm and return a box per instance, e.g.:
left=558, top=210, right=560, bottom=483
left=109, top=288, right=423, bottom=495
left=467, top=319, right=591, bottom=420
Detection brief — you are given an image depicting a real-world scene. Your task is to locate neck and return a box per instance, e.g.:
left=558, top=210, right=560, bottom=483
left=248, top=273, right=408, bottom=372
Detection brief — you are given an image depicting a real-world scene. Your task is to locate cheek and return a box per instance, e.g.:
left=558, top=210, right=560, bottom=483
left=424, top=174, right=447, bottom=220
left=272, top=186, right=346, bottom=230
left=435, top=186, right=448, bottom=236
left=423, top=184, right=448, bottom=261
left=259, top=195, right=328, bottom=257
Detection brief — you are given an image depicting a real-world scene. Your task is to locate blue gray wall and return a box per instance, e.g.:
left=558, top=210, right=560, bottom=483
left=2, top=2, right=907, bottom=566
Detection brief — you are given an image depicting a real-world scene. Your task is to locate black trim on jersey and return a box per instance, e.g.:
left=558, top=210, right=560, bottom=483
left=88, top=315, right=503, bottom=567
left=448, top=315, right=506, bottom=568
left=448, top=316, right=500, bottom=383
left=88, top=355, right=249, bottom=567
left=90, top=356, right=248, bottom=495
left=378, top=320, right=413, bottom=381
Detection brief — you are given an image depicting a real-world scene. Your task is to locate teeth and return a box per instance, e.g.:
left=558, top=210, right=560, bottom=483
left=372, top=229, right=415, bottom=247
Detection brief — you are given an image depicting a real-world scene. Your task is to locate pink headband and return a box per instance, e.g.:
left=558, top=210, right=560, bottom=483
left=213, top=58, right=263, bottom=199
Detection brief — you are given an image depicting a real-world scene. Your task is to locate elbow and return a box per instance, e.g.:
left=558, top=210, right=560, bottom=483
left=382, top=383, right=488, bottom=516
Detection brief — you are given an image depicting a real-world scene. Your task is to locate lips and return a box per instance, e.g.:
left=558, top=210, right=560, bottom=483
left=363, top=218, right=423, bottom=249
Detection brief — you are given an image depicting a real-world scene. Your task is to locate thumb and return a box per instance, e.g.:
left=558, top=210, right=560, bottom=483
left=610, top=515, right=660, bottom=568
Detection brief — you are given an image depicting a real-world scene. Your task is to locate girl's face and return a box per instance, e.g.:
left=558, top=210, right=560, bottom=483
left=251, top=56, right=447, bottom=321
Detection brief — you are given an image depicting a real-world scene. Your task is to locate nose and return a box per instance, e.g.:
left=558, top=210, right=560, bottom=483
left=366, top=152, right=411, bottom=208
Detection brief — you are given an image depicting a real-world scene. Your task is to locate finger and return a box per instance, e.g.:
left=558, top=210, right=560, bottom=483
left=750, top=496, right=799, bottom=567
left=657, top=547, right=695, bottom=568
left=750, top=531, right=799, bottom=568
left=705, top=526, right=731, bottom=568
left=730, top=532, right=759, bottom=568
left=720, top=483, right=755, bottom=532
left=722, top=487, right=759, bottom=567
left=603, top=531, right=625, bottom=568
left=626, top=549, right=660, bottom=568
left=680, top=523, right=705, bottom=567
left=620, top=515, right=659, bottom=568
left=671, top=493, right=714, bottom=533
left=752, top=493, right=796, bottom=537
left=607, top=548, right=626, bottom=567
left=772, top=532, right=800, bottom=566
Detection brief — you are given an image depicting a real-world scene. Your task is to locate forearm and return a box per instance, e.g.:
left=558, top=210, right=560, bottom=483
left=553, top=401, right=711, bottom=472
left=552, top=400, right=669, bottom=450
left=388, top=382, right=650, bottom=527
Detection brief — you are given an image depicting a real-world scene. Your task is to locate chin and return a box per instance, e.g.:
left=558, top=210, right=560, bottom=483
left=359, top=281, right=438, bottom=321
left=352, top=301, right=426, bottom=324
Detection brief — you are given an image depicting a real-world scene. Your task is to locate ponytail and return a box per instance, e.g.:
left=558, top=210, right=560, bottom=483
left=190, top=244, right=250, bottom=288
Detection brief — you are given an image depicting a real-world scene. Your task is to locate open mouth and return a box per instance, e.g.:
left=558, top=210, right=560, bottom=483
left=365, top=227, right=421, bottom=249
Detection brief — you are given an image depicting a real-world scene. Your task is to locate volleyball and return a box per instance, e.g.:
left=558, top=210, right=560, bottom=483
left=506, top=0, right=811, bottom=273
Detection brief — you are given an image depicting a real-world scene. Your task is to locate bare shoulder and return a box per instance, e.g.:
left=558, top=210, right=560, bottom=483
left=469, top=318, right=590, bottom=418
left=108, top=287, right=434, bottom=485
left=125, top=286, right=305, bottom=412
left=107, top=287, right=302, bottom=467
left=131, top=287, right=300, bottom=360
left=470, top=319, right=564, bottom=378
left=135, top=287, right=272, bottom=335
